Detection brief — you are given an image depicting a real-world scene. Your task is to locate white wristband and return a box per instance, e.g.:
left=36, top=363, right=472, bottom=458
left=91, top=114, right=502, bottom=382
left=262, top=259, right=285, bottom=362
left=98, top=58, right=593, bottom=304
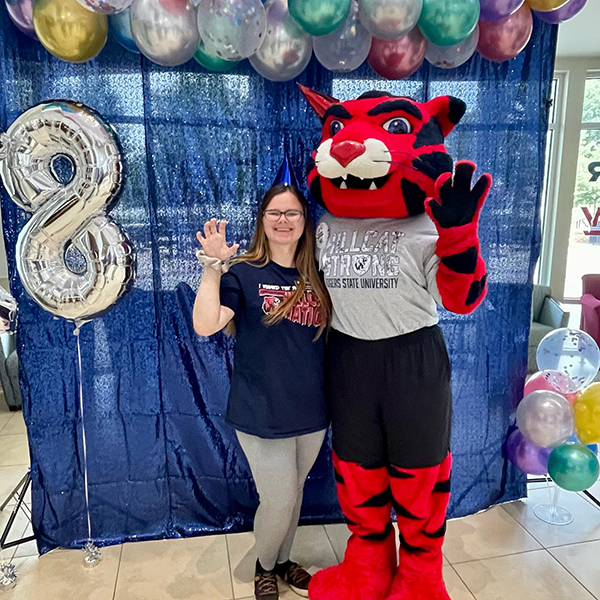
left=196, top=249, right=231, bottom=273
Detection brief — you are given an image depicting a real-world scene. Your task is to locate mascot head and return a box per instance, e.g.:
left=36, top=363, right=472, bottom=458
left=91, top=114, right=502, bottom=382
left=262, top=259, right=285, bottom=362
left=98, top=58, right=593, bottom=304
left=300, top=85, right=466, bottom=219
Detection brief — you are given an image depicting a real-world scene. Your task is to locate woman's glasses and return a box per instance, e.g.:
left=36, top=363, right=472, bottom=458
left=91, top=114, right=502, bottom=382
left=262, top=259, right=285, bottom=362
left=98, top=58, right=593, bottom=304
left=263, top=209, right=304, bottom=223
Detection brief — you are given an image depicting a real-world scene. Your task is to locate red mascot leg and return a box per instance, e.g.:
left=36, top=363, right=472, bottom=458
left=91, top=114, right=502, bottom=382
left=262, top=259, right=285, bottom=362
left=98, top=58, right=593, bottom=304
left=308, top=452, right=396, bottom=600
left=386, top=453, right=452, bottom=600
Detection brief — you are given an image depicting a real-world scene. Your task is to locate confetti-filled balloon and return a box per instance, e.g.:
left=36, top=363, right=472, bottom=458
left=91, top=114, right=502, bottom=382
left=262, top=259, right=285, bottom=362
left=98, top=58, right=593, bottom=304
left=524, top=370, right=579, bottom=404
left=368, top=27, right=427, bottom=79
left=195, top=41, right=239, bottom=72
left=5, top=0, right=37, bottom=38
left=548, top=443, right=599, bottom=492
left=76, top=0, right=133, bottom=15
left=477, top=4, right=533, bottom=62
left=526, top=0, right=568, bottom=10
left=33, top=0, right=108, bottom=62
left=574, top=383, right=600, bottom=445
left=358, top=0, right=422, bottom=41
left=479, top=0, right=524, bottom=21
left=109, top=8, right=139, bottom=53
left=534, top=0, right=586, bottom=23
left=198, top=0, right=267, bottom=61
left=418, top=0, right=479, bottom=47
left=249, top=0, right=312, bottom=81
left=130, top=0, right=200, bottom=66
left=507, top=429, right=552, bottom=475
left=536, top=327, right=600, bottom=392
left=516, top=390, right=575, bottom=449
left=425, top=24, right=478, bottom=68
left=313, top=0, right=372, bottom=72
left=288, top=0, right=351, bottom=36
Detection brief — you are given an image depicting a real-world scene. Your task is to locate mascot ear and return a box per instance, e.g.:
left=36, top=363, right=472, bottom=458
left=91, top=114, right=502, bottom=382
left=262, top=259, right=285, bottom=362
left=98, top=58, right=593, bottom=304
left=299, top=84, right=339, bottom=119
left=424, top=96, right=467, bottom=138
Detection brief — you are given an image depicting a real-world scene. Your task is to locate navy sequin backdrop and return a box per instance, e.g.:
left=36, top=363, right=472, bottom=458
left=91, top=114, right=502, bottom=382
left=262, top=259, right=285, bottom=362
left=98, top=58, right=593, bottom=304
left=0, top=13, right=556, bottom=554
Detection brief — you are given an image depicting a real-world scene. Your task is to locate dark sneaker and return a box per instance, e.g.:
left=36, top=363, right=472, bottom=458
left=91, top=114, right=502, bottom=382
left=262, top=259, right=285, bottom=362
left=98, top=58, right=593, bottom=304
left=275, top=561, right=311, bottom=597
left=255, top=560, right=279, bottom=600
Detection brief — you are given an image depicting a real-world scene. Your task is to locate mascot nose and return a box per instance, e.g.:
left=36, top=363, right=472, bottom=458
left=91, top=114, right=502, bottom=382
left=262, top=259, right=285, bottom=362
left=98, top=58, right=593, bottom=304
left=330, top=140, right=366, bottom=168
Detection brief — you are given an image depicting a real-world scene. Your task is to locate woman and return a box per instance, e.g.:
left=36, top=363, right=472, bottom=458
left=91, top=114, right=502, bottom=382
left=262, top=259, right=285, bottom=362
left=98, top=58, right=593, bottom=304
left=193, top=184, right=331, bottom=600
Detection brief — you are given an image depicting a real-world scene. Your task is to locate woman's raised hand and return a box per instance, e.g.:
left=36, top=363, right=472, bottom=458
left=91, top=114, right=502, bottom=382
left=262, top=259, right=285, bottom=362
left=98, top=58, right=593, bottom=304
left=197, top=219, right=239, bottom=261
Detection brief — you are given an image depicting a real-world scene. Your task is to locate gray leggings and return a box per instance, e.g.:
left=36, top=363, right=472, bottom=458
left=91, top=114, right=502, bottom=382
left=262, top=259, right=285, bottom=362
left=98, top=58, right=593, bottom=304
left=236, top=429, right=327, bottom=571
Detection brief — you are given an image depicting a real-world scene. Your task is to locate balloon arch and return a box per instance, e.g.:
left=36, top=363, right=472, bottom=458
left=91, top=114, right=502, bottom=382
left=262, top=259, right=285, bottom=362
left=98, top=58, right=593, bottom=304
left=3, top=0, right=589, bottom=78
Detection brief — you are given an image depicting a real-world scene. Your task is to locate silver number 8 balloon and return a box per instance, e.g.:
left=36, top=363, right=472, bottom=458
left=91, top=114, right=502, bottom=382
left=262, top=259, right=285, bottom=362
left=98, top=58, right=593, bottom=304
left=0, top=101, right=135, bottom=324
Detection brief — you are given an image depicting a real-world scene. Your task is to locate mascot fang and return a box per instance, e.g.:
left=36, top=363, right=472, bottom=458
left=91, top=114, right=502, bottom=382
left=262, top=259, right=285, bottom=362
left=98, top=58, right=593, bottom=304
left=301, top=85, right=492, bottom=600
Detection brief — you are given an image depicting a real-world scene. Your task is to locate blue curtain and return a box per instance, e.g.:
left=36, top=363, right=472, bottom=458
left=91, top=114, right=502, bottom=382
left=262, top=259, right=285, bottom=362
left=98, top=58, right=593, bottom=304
left=0, top=10, right=557, bottom=554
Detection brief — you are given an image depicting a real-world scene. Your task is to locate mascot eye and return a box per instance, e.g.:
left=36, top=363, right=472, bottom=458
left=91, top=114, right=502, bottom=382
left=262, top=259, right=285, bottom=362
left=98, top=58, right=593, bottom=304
left=329, top=120, right=344, bottom=136
left=383, top=117, right=412, bottom=135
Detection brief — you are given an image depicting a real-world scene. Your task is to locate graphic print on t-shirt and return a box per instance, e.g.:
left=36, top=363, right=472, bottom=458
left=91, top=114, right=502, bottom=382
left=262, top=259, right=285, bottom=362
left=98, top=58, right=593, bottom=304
left=317, top=221, right=405, bottom=290
left=258, top=283, right=322, bottom=327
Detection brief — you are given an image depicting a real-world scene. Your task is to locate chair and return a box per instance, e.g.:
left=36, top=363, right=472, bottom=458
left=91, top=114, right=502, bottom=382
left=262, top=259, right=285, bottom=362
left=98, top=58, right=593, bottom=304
left=0, top=333, right=22, bottom=411
left=581, top=274, right=600, bottom=347
left=528, top=285, right=570, bottom=373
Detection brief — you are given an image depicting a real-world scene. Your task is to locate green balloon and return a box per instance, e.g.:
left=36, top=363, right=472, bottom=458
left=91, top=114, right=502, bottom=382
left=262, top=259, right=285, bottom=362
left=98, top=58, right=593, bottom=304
left=418, top=0, right=480, bottom=47
left=194, top=42, right=238, bottom=73
left=289, top=0, right=351, bottom=36
left=548, top=444, right=600, bottom=492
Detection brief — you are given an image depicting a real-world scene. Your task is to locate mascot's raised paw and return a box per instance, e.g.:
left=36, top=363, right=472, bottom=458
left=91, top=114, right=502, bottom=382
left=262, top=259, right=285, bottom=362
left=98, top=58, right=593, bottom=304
left=424, top=161, right=492, bottom=314
left=425, top=161, right=492, bottom=230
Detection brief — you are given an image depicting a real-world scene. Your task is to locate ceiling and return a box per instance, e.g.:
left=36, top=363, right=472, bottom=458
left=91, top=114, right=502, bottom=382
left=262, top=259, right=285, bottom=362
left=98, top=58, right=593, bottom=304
left=556, top=2, right=600, bottom=57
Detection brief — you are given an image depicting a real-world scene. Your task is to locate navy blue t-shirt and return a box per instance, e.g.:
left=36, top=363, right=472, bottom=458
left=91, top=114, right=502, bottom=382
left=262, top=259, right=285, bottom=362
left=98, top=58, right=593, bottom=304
left=219, top=261, right=328, bottom=439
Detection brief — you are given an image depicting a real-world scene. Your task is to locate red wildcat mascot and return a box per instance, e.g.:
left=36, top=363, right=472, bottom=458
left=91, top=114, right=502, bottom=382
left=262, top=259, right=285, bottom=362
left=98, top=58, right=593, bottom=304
left=300, top=86, right=492, bottom=600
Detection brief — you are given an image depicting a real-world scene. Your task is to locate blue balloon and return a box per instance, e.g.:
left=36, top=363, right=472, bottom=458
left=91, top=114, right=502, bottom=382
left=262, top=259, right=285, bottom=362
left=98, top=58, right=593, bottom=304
left=569, top=433, right=598, bottom=455
left=109, top=9, right=139, bottom=54
left=537, top=328, right=600, bottom=392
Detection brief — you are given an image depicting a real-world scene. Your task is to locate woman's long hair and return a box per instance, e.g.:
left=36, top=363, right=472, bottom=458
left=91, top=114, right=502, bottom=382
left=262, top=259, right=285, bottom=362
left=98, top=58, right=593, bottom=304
left=226, top=184, right=331, bottom=338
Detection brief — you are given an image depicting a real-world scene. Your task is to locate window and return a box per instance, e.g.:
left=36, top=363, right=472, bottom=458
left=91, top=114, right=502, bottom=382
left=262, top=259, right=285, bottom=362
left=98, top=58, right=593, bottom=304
left=563, top=73, right=600, bottom=300
left=536, top=74, right=566, bottom=286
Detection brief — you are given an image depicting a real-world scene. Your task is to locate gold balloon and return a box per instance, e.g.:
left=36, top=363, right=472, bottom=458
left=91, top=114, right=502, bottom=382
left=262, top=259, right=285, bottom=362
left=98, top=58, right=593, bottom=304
left=33, top=0, right=108, bottom=63
left=526, top=0, right=569, bottom=11
left=574, top=382, right=600, bottom=445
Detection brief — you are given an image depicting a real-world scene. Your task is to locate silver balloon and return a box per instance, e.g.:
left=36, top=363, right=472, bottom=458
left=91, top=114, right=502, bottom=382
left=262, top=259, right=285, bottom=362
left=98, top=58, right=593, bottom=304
left=0, top=287, right=17, bottom=334
left=358, top=0, right=422, bottom=41
left=76, top=0, right=133, bottom=15
left=249, top=0, right=312, bottom=82
left=197, top=0, right=267, bottom=61
left=516, top=390, right=575, bottom=449
left=0, top=101, right=135, bottom=323
left=130, top=0, right=200, bottom=66
left=425, top=24, right=478, bottom=69
left=314, top=0, right=371, bottom=73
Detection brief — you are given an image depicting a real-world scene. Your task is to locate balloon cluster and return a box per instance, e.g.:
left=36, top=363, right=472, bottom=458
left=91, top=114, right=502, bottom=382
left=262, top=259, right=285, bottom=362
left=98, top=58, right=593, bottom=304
left=5, top=0, right=589, bottom=77
left=508, top=328, right=600, bottom=493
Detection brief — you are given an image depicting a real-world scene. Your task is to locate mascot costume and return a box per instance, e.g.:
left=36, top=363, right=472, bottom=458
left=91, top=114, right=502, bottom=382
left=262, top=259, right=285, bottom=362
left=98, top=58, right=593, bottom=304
left=299, top=85, right=492, bottom=600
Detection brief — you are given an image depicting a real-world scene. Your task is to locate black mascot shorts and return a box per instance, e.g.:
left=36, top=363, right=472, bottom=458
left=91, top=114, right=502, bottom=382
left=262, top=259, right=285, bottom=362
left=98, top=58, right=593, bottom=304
left=326, top=325, right=452, bottom=470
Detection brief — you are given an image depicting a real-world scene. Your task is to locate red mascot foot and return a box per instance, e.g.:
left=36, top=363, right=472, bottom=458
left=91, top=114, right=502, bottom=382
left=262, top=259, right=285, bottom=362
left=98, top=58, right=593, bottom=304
left=309, top=454, right=396, bottom=600
left=386, top=454, right=453, bottom=600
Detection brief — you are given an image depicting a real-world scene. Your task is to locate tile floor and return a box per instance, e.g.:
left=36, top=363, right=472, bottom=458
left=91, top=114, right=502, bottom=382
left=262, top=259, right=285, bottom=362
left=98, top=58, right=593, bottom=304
left=1, top=405, right=600, bottom=600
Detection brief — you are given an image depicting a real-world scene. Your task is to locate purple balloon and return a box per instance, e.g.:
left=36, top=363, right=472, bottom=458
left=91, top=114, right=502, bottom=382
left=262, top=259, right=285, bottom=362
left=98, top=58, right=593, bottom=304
left=5, top=0, right=37, bottom=38
left=480, top=0, right=524, bottom=22
left=534, top=0, right=586, bottom=24
left=507, top=429, right=552, bottom=475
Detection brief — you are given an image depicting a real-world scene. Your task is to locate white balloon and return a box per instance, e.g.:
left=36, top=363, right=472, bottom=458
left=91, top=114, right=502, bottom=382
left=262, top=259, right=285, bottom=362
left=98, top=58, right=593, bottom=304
left=130, top=0, right=200, bottom=67
left=249, top=0, right=312, bottom=82
left=314, top=0, right=371, bottom=73
left=358, top=0, right=422, bottom=41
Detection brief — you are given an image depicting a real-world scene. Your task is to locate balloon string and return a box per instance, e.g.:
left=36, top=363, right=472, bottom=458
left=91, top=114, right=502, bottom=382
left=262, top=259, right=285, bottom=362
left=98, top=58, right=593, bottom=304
left=75, top=326, right=92, bottom=541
